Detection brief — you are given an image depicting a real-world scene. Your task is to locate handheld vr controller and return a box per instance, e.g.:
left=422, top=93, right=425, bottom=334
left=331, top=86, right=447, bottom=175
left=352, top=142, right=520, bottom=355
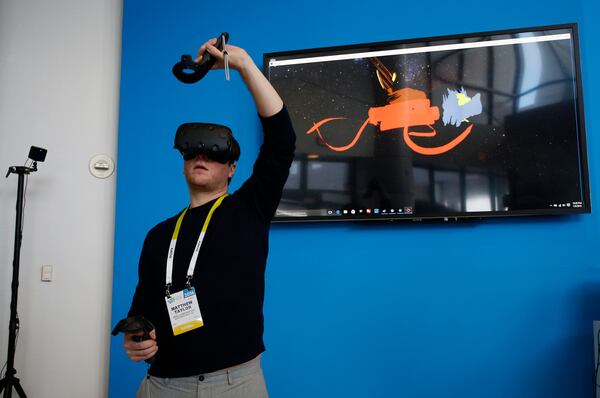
left=112, top=315, right=156, bottom=364
left=172, top=32, right=229, bottom=84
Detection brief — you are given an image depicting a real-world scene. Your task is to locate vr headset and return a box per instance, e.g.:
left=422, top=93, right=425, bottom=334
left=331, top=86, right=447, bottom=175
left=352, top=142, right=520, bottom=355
left=174, top=122, right=239, bottom=164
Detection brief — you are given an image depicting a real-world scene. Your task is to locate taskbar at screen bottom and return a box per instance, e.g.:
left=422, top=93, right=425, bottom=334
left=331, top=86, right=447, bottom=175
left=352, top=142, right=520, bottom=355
left=273, top=201, right=586, bottom=222
left=275, top=206, right=414, bottom=218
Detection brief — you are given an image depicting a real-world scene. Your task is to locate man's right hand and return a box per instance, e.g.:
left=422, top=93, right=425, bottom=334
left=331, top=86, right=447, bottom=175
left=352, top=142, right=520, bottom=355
left=123, top=329, right=158, bottom=362
left=195, top=38, right=283, bottom=118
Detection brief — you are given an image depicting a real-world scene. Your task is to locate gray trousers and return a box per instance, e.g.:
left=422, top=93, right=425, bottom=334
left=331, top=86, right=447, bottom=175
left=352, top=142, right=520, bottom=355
left=136, top=356, right=269, bottom=398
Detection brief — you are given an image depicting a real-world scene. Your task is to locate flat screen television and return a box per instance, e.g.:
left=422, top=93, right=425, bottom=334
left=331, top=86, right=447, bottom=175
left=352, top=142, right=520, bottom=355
left=264, top=24, right=590, bottom=222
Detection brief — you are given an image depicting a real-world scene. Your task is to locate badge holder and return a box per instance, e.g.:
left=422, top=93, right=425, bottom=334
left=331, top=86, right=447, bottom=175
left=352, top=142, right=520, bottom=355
left=163, top=194, right=227, bottom=336
left=165, top=280, right=204, bottom=336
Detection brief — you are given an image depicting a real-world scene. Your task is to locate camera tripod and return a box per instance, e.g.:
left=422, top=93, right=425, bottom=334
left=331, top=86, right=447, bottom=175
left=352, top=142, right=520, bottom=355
left=0, top=164, right=38, bottom=398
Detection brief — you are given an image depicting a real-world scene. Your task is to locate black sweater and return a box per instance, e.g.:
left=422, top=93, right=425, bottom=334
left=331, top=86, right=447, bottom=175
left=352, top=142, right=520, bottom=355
left=128, top=107, right=295, bottom=377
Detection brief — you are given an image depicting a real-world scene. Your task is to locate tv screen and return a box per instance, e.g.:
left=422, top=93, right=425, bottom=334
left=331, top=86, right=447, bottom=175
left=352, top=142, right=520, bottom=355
left=264, top=24, right=590, bottom=222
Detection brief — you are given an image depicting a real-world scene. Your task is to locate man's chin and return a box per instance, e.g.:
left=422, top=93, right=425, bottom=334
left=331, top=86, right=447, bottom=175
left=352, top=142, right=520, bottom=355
left=185, top=177, right=211, bottom=190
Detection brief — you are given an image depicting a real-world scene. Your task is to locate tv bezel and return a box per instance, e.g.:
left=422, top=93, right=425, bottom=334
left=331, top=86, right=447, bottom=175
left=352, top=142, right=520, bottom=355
left=263, top=23, right=591, bottom=223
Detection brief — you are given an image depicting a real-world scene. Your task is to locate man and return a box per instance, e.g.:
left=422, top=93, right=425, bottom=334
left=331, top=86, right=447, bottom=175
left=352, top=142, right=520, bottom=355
left=123, top=38, right=295, bottom=397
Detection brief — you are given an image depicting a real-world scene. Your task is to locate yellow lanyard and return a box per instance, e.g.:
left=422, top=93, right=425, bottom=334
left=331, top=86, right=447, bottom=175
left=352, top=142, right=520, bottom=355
left=165, top=194, right=228, bottom=296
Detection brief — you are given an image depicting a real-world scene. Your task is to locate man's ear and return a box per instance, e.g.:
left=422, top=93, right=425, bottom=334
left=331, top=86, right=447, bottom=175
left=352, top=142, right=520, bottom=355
left=228, top=162, right=237, bottom=179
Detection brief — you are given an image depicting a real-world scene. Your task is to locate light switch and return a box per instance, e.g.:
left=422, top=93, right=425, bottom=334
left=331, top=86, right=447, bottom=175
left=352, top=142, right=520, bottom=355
left=41, top=265, right=53, bottom=282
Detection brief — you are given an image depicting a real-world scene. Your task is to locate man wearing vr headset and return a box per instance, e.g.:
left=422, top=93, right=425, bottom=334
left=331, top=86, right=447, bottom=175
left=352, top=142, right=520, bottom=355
left=123, top=38, right=295, bottom=397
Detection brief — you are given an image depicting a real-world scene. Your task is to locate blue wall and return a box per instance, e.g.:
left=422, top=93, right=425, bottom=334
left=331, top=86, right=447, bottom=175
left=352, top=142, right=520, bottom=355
left=109, top=0, right=600, bottom=396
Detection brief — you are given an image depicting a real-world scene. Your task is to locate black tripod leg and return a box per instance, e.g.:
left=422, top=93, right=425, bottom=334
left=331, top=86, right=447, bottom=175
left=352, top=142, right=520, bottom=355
left=1, top=378, right=9, bottom=398
left=0, top=379, right=27, bottom=398
left=13, top=381, right=26, bottom=398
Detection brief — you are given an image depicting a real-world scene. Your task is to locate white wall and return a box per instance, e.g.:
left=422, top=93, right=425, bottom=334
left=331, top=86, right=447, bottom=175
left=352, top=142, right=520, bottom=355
left=0, top=0, right=122, bottom=396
